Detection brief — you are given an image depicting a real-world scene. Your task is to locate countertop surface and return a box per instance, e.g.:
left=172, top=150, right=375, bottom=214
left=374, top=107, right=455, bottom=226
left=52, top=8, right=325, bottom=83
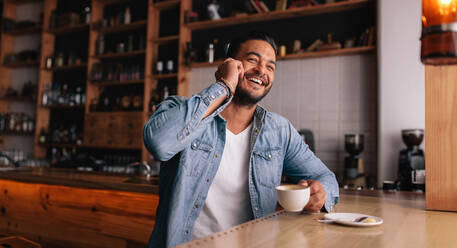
left=178, top=190, right=457, bottom=248
left=0, top=167, right=159, bottom=194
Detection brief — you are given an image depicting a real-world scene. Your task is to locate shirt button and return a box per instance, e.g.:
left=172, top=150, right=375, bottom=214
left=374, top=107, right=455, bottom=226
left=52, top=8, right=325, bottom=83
left=255, top=207, right=259, bottom=211
left=192, top=143, right=197, bottom=148
left=254, top=129, right=259, bottom=133
left=268, top=154, right=272, bottom=159
left=249, top=180, right=253, bottom=185
left=211, top=95, right=215, bottom=99
left=195, top=204, right=199, bottom=208
left=215, top=154, right=219, bottom=158
left=185, top=230, right=189, bottom=234
left=206, top=178, right=210, bottom=182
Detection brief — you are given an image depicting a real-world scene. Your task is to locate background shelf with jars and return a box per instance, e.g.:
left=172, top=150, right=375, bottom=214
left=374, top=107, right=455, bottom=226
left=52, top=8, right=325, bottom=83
left=0, top=0, right=43, bottom=164
left=22, top=0, right=378, bottom=171
left=35, top=0, right=90, bottom=167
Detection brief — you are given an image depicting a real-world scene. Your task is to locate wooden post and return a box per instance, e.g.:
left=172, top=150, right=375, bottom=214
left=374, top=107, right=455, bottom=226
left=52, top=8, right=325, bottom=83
left=425, top=65, right=457, bottom=211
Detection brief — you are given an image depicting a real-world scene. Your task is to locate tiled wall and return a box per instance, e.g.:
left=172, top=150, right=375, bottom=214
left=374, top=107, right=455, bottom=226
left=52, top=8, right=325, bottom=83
left=189, top=54, right=377, bottom=184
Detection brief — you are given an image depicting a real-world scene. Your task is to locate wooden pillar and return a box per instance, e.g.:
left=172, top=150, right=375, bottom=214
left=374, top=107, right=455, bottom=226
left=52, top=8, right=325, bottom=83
left=425, top=66, right=457, bottom=211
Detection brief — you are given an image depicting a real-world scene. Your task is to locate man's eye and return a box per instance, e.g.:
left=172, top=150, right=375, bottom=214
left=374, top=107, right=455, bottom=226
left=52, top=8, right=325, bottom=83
left=268, top=66, right=275, bottom=71
left=247, top=58, right=257, bottom=62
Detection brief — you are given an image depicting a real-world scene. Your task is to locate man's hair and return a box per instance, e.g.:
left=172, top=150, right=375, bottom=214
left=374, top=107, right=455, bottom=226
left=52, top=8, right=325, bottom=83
left=226, top=31, right=278, bottom=58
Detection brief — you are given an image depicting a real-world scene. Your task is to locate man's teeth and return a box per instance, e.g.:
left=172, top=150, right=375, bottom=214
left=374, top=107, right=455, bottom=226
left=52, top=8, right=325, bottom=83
left=248, top=78, right=263, bottom=85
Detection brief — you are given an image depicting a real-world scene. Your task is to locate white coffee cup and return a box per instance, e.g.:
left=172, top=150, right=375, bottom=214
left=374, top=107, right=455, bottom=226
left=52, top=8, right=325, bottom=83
left=275, top=184, right=310, bottom=212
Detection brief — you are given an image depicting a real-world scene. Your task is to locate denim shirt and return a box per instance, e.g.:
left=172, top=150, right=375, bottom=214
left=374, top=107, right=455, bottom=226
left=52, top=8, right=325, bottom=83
left=143, top=82, right=339, bottom=248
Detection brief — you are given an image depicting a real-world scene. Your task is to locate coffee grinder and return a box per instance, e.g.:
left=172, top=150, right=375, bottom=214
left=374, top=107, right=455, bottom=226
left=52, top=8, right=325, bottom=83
left=398, top=129, right=425, bottom=191
left=343, top=134, right=366, bottom=188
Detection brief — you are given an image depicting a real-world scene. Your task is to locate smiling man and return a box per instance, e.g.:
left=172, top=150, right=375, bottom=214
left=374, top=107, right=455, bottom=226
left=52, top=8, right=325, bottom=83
left=143, top=31, right=339, bottom=248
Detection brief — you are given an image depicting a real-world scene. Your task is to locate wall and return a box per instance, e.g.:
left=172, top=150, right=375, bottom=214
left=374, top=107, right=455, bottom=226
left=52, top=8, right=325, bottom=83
left=189, top=53, right=377, bottom=185
left=377, top=0, right=425, bottom=186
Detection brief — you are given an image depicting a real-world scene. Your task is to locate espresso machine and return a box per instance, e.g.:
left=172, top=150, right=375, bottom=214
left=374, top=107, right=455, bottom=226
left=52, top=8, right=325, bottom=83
left=398, top=129, right=425, bottom=191
left=343, top=134, right=366, bottom=188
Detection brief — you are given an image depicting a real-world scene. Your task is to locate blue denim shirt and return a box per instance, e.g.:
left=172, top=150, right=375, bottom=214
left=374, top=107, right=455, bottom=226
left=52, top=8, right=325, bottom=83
left=143, top=82, right=339, bottom=248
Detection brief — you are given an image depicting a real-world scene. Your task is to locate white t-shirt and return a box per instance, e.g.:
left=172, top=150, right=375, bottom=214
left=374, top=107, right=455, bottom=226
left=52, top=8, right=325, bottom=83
left=192, top=123, right=253, bottom=240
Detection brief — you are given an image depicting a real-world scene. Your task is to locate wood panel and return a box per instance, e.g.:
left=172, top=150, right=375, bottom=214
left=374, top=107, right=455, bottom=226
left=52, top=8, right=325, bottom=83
left=0, top=179, right=158, bottom=247
left=34, top=0, right=56, bottom=158
left=425, top=66, right=457, bottom=211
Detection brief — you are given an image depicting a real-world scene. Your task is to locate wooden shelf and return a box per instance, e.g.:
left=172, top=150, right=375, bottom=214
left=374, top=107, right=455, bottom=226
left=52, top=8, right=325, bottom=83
left=88, top=111, right=143, bottom=115
left=93, top=20, right=147, bottom=34
left=93, top=0, right=130, bottom=5
left=151, top=73, right=177, bottom=79
left=190, top=46, right=376, bottom=68
left=47, top=24, right=90, bottom=35
left=41, top=105, right=85, bottom=110
left=89, top=79, right=144, bottom=86
left=43, top=63, right=87, bottom=71
left=186, top=0, right=373, bottom=31
left=3, top=26, right=42, bottom=36
left=0, top=96, right=35, bottom=103
left=1, top=131, right=34, bottom=136
left=40, top=143, right=82, bottom=148
left=150, top=35, right=179, bottom=45
left=154, top=0, right=181, bottom=11
left=92, top=50, right=146, bottom=59
left=3, top=61, right=40, bottom=68
left=4, top=0, right=42, bottom=5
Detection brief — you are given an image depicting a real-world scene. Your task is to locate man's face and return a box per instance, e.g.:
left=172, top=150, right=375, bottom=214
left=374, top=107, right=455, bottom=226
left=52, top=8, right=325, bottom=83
left=233, top=39, right=276, bottom=106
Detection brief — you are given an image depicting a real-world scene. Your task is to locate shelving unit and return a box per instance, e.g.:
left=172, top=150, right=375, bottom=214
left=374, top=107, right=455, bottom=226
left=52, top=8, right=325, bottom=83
left=22, top=0, right=377, bottom=164
left=1, top=0, right=42, bottom=154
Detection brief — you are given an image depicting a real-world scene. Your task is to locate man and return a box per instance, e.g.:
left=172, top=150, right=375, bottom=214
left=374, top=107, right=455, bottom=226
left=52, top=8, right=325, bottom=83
left=143, top=31, right=339, bottom=248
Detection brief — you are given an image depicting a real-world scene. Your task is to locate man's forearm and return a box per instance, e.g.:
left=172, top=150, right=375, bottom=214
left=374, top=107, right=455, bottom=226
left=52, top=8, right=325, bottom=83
left=143, top=82, right=230, bottom=161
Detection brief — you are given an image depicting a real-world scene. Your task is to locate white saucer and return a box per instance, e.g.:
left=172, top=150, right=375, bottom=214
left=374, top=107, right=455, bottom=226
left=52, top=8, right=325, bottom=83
left=324, top=213, right=383, bottom=227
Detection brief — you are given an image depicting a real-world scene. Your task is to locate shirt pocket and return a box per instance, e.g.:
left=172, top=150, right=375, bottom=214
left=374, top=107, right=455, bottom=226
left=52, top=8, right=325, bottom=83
left=187, top=139, right=213, bottom=177
left=253, top=148, right=282, bottom=188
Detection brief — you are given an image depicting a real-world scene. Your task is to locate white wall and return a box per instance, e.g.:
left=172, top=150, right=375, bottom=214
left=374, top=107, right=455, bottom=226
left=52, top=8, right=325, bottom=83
left=189, top=53, right=378, bottom=185
left=377, top=0, right=425, bottom=186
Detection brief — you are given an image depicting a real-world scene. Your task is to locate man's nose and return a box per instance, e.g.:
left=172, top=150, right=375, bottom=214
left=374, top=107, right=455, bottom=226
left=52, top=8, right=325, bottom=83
left=254, top=63, right=267, bottom=76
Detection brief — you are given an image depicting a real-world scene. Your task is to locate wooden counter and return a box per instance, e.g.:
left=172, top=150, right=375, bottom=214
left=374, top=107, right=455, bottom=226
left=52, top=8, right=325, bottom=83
left=0, top=168, right=159, bottom=248
left=179, top=190, right=457, bottom=248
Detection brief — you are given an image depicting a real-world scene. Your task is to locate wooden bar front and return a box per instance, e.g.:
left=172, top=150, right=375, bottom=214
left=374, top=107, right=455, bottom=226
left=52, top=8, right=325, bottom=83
left=425, top=66, right=457, bottom=211
left=0, top=171, right=159, bottom=248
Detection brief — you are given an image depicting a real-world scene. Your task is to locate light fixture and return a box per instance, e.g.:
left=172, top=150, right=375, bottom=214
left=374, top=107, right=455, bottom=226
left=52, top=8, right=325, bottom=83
left=421, top=0, right=457, bottom=65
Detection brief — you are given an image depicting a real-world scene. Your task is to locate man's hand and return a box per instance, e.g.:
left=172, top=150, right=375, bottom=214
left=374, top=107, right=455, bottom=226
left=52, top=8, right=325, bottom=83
left=298, top=180, right=326, bottom=212
left=214, top=57, right=244, bottom=95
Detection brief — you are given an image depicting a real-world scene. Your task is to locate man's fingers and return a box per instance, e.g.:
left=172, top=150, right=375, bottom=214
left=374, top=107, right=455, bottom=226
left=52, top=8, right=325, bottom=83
left=298, top=180, right=309, bottom=187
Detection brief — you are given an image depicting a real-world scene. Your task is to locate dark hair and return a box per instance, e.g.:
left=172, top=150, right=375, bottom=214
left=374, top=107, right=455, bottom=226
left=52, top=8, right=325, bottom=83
left=226, top=31, right=278, bottom=58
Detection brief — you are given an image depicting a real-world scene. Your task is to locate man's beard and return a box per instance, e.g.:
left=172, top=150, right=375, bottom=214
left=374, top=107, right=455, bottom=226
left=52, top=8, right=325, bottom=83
left=232, top=78, right=272, bottom=107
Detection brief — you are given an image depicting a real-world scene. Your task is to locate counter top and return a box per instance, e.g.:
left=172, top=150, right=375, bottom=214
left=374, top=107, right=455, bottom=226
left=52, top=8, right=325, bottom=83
left=0, top=167, right=159, bottom=194
left=178, top=190, right=457, bottom=248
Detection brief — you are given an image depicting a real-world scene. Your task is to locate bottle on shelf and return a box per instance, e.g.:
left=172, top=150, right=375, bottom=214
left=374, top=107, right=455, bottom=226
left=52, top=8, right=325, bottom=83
left=156, top=61, right=164, bottom=74
left=97, top=35, right=105, bottom=55
left=207, top=41, right=215, bottom=63
left=125, top=7, right=131, bottom=24
left=39, top=128, right=47, bottom=144
left=84, top=5, right=91, bottom=24
left=167, top=60, right=174, bottom=74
